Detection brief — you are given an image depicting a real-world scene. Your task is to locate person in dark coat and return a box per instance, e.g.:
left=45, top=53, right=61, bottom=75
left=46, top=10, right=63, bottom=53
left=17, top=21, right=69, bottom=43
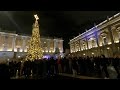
left=112, top=53, right=120, bottom=78
left=72, top=58, right=78, bottom=77
left=100, top=55, right=109, bottom=79
left=112, top=58, right=119, bottom=73
left=50, top=57, right=55, bottom=76
left=42, top=59, right=47, bottom=77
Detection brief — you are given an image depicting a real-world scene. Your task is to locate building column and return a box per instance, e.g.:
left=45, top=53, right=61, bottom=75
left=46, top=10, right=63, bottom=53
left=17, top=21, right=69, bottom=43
left=61, top=40, right=63, bottom=53
left=85, top=37, right=89, bottom=56
left=85, top=37, right=89, bottom=49
left=74, top=41, right=77, bottom=52
left=70, top=43, right=72, bottom=53
left=95, top=32, right=101, bottom=56
left=73, top=42, right=75, bottom=53
left=3, top=35, right=6, bottom=51
left=47, top=39, right=50, bottom=52
left=12, top=35, right=17, bottom=59
left=79, top=40, right=81, bottom=51
left=12, top=35, right=16, bottom=52
left=54, top=39, right=57, bottom=52
left=108, top=25, right=116, bottom=56
left=22, top=37, right=25, bottom=52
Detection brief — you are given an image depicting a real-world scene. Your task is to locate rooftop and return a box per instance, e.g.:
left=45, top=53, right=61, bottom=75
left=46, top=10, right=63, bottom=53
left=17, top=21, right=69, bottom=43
left=70, top=12, right=120, bottom=42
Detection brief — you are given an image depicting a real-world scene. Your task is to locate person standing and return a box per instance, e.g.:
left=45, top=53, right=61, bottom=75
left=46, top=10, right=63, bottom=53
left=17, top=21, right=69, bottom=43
left=100, top=55, right=109, bottom=79
left=72, top=58, right=78, bottom=77
left=57, top=57, right=62, bottom=74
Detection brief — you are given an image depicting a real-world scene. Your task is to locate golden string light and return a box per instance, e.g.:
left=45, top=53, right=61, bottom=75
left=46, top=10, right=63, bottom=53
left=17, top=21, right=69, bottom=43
left=26, top=14, right=43, bottom=61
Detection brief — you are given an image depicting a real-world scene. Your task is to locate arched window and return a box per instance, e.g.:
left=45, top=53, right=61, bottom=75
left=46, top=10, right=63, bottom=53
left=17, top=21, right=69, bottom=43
left=116, top=27, right=120, bottom=42
left=17, top=48, right=20, bottom=52
left=100, top=32, right=108, bottom=45
left=103, top=37, right=107, bottom=45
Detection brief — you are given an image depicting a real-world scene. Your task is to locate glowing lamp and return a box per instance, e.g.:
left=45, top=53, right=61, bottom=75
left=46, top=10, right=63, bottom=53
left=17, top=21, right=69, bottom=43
left=115, top=40, right=119, bottom=43
left=108, top=42, right=112, bottom=45
left=83, top=53, right=85, bottom=55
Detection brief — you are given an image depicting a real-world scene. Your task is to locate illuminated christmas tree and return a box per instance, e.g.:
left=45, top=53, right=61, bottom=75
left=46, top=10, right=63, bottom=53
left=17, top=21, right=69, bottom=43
left=26, top=14, right=43, bottom=61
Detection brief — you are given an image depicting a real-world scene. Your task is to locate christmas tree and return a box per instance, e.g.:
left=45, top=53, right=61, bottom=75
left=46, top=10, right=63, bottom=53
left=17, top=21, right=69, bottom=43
left=26, top=14, right=43, bottom=61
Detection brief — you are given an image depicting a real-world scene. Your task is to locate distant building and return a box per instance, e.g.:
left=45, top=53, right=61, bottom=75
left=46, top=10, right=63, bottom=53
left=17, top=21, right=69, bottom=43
left=69, top=12, right=120, bottom=57
left=0, top=29, right=63, bottom=59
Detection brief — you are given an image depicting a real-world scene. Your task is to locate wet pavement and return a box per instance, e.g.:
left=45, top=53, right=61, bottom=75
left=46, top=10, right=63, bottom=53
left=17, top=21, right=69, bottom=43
left=11, top=74, right=80, bottom=80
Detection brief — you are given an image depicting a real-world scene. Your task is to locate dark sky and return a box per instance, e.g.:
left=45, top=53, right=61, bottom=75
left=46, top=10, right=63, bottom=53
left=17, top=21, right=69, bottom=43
left=0, top=11, right=119, bottom=51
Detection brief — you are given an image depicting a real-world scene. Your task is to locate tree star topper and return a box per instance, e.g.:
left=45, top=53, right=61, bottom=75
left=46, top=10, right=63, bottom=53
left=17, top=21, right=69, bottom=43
left=34, top=14, right=39, bottom=21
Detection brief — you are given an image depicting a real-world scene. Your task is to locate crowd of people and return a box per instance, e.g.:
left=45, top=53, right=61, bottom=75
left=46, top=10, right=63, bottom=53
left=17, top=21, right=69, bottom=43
left=0, top=54, right=120, bottom=79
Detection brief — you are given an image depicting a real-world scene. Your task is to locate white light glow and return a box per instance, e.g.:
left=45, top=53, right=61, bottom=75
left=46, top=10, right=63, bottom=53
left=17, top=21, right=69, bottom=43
left=92, top=52, right=94, bottom=55
left=83, top=53, right=85, bottom=55
left=14, top=48, right=17, bottom=52
left=115, top=40, right=119, bottom=43
left=24, top=49, right=27, bottom=52
left=103, top=37, right=106, bottom=39
left=107, top=47, right=110, bottom=50
left=7, top=59, right=9, bottom=61
left=99, top=44, right=102, bottom=46
left=108, top=42, right=112, bottom=45
left=0, top=48, right=2, bottom=51
left=20, top=49, right=23, bottom=52
left=60, top=51, right=63, bottom=53
left=7, top=49, right=12, bottom=51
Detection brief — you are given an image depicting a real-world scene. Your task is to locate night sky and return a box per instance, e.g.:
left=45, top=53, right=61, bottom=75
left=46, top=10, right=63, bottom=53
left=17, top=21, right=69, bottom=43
left=0, top=11, right=119, bottom=51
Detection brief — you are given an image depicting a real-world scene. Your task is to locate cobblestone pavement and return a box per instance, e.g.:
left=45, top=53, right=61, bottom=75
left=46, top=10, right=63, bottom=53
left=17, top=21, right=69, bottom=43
left=10, top=73, right=101, bottom=79
left=58, top=73, right=102, bottom=79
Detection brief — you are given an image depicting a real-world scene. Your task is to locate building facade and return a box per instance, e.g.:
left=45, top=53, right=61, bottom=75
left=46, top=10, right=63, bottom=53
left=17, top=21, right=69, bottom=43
left=69, top=12, right=120, bottom=57
left=0, top=30, right=63, bottom=59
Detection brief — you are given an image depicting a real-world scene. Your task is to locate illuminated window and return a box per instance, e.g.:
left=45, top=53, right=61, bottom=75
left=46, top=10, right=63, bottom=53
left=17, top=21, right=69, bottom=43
left=83, top=44, right=86, bottom=50
left=17, top=48, right=20, bottom=52
left=118, top=32, right=120, bottom=42
left=103, top=37, right=107, bottom=45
